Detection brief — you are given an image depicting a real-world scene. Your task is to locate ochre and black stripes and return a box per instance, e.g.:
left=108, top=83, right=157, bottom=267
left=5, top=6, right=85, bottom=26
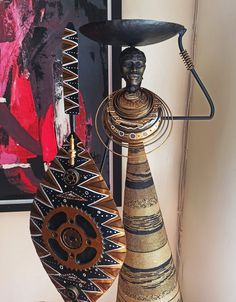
left=124, top=212, right=164, bottom=235
left=123, top=211, right=167, bottom=253
left=125, top=147, right=154, bottom=190
left=119, top=259, right=177, bottom=297
left=117, top=144, right=182, bottom=302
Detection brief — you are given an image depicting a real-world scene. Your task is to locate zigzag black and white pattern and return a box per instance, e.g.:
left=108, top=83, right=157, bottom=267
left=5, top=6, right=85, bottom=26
left=62, top=23, right=80, bottom=115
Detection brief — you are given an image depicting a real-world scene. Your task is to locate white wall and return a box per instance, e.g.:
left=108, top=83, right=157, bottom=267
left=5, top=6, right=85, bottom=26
left=181, top=1, right=236, bottom=301
left=0, top=211, right=62, bottom=302
left=0, top=1, right=195, bottom=301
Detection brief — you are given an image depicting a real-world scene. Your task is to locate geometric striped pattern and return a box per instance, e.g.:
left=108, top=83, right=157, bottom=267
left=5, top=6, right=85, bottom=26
left=62, top=23, right=80, bottom=115
left=117, top=145, right=182, bottom=302
left=30, top=133, right=126, bottom=302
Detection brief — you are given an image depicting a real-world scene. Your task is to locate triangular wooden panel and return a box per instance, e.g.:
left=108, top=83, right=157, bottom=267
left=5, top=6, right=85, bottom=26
left=64, top=98, right=79, bottom=111
left=94, top=203, right=120, bottom=215
left=76, top=151, right=91, bottom=161
left=35, top=242, right=50, bottom=258
left=98, top=267, right=118, bottom=279
left=62, top=39, right=77, bottom=50
left=63, top=28, right=75, bottom=36
left=57, top=147, right=68, bottom=157
left=63, top=82, right=77, bottom=96
left=85, top=177, right=108, bottom=190
left=79, top=162, right=99, bottom=173
left=62, top=53, right=76, bottom=65
left=63, top=68, right=77, bottom=81
left=50, top=157, right=65, bottom=173
left=105, top=216, right=124, bottom=226
left=41, top=169, right=62, bottom=192
left=84, top=291, right=103, bottom=302
left=92, top=280, right=113, bottom=292
left=107, top=251, right=126, bottom=263
left=50, top=277, right=65, bottom=290
left=30, top=204, right=43, bottom=220
left=42, top=262, right=60, bottom=276
left=30, top=221, right=42, bottom=234
left=108, top=235, right=126, bottom=247
left=36, top=186, right=53, bottom=207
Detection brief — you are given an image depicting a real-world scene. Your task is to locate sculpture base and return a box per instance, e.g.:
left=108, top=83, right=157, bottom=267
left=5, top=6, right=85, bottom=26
left=117, top=145, right=182, bottom=302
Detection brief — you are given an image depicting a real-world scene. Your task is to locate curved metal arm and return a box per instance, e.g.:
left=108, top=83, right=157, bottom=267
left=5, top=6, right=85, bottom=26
left=167, top=29, right=215, bottom=121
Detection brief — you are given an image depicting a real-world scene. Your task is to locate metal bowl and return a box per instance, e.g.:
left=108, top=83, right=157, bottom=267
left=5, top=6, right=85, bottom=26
left=79, top=19, right=185, bottom=46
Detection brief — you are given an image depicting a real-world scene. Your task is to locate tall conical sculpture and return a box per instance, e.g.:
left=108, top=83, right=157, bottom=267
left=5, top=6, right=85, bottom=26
left=117, top=146, right=181, bottom=302
left=82, top=18, right=215, bottom=302
left=96, top=46, right=181, bottom=301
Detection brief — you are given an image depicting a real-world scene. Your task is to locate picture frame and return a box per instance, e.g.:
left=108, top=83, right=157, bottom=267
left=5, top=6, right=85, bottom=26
left=0, top=0, right=122, bottom=211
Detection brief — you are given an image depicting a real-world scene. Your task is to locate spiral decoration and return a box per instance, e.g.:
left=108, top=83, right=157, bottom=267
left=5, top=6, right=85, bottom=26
left=95, top=88, right=173, bottom=157
left=180, top=49, right=194, bottom=71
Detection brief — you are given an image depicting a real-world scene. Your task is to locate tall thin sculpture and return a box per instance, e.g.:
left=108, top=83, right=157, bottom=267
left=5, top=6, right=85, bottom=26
left=80, top=19, right=215, bottom=302
left=30, top=24, right=126, bottom=302
left=103, top=47, right=181, bottom=302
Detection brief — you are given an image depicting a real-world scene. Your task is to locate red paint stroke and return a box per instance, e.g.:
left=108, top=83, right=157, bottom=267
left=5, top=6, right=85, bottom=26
left=75, top=92, right=87, bottom=145
left=0, top=2, right=16, bottom=42
left=0, top=151, right=17, bottom=165
left=75, top=92, right=93, bottom=152
left=0, top=60, right=43, bottom=194
left=6, top=62, right=40, bottom=162
left=0, top=0, right=34, bottom=97
left=0, top=103, right=41, bottom=157
left=40, top=103, right=57, bottom=163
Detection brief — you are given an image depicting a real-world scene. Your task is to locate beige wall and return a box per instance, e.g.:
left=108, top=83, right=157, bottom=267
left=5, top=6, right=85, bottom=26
left=181, top=0, right=236, bottom=301
left=0, top=211, right=63, bottom=302
left=0, top=1, right=195, bottom=301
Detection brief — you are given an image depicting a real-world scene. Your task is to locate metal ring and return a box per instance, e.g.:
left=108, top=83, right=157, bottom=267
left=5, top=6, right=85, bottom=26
left=95, top=91, right=173, bottom=158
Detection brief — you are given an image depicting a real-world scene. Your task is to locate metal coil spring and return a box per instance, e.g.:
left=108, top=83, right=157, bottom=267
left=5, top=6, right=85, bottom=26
left=180, top=49, right=194, bottom=70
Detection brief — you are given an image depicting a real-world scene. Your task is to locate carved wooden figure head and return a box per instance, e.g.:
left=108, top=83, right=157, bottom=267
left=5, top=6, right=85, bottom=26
left=119, top=47, right=146, bottom=93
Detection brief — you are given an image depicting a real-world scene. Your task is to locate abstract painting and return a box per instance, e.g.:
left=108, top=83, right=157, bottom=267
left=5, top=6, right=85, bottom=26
left=0, top=0, right=121, bottom=210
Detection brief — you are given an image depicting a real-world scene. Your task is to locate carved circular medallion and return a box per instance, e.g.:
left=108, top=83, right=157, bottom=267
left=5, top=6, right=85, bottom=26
left=95, top=88, right=173, bottom=157
left=63, top=169, right=80, bottom=186
left=62, top=228, right=82, bottom=249
left=42, top=206, right=103, bottom=271
left=65, top=286, right=79, bottom=300
left=103, top=88, right=166, bottom=145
